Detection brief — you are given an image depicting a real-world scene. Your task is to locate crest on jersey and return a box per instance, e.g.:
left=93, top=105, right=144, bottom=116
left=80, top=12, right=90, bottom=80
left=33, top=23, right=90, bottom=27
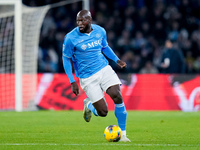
left=96, top=33, right=101, bottom=38
left=81, top=44, right=87, bottom=50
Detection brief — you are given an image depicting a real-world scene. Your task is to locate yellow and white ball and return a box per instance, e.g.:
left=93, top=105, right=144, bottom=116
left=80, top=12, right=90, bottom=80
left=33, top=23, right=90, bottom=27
left=104, top=125, right=122, bottom=142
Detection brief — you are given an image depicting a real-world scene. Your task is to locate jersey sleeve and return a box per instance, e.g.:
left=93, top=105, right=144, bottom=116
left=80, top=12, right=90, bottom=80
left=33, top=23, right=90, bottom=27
left=102, top=28, right=108, bottom=48
left=62, top=35, right=74, bottom=58
left=62, top=56, right=75, bottom=83
left=102, top=46, right=119, bottom=63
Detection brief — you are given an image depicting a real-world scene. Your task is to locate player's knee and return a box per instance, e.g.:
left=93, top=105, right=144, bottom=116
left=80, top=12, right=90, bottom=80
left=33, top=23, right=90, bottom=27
left=112, top=93, right=123, bottom=104
left=98, top=109, right=108, bottom=117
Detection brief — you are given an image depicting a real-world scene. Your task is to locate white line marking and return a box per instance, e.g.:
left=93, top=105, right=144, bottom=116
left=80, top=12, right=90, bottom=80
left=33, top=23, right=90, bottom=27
left=0, top=143, right=199, bottom=147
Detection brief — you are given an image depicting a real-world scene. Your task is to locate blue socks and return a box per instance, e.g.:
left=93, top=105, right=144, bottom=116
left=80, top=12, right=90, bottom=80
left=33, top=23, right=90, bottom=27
left=88, top=101, right=98, bottom=116
left=114, top=102, right=127, bottom=131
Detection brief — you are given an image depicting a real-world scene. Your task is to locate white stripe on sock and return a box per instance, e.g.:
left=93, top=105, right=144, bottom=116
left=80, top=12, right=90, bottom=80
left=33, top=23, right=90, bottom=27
left=115, top=102, right=124, bottom=108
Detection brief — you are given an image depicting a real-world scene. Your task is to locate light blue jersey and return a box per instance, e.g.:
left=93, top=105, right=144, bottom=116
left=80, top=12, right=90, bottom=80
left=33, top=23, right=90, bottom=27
left=63, top=24, right=109, bottom=78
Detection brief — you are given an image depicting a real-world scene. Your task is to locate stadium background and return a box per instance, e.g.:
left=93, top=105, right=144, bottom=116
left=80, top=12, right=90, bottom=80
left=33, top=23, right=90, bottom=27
left=1, top=2, right=200, bottom=148
left=22, top=0, right=200, bottom=74
left=1, top=0, right=199, bottom=111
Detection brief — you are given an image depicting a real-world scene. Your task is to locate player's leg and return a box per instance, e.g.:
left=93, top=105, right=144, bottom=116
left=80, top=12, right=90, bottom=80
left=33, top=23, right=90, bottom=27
left=99, top=65, right=130, bottom=142
left=106, top=84, right=130, bottom=142
left=80, top=70, right=108, bottom=122
left=83, top=97, right=108, bottom=121
left=92, top=98, right=108, bottom=117
left=106, top=85, right=126, bottom=130
left=84, top=98, right=98, bottom=117
left=84, top=97, right=108, bottom=117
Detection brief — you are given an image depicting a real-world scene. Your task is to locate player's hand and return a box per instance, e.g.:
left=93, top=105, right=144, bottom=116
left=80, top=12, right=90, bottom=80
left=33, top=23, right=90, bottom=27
left=71, top=82, right=79, bottom=96
left=117, top=60, right=127, bottom=69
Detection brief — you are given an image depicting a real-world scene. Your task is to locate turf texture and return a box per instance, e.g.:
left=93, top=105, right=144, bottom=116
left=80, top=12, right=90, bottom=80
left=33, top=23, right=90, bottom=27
left=0, top=111, right=200, bottom=150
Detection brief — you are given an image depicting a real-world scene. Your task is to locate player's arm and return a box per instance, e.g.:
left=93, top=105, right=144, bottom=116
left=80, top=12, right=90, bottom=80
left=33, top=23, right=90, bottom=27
left=62, top=36, right=79, bottom=96
left=102, top=46, right=127, bottom=68
left=62, top=56, right=75, bottom=83
left=102, top=46, right=119, bottom=62
left=62, top=56, right=79, bottom=96
left=101, top=27, right=126, bottom=68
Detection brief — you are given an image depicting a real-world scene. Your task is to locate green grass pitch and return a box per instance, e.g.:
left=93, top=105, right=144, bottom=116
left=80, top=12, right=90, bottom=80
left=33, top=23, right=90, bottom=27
left=0, top=111, right=200, bottom=150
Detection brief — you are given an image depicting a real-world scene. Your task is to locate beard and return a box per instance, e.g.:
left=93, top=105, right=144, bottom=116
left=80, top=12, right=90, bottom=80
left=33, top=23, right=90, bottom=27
left=79, top=24, right=91, bottom=33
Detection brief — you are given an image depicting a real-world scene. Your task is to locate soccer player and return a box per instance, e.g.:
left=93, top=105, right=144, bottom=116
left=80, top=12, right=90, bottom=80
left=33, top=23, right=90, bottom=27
left=62, top=10, right=130, bottom=142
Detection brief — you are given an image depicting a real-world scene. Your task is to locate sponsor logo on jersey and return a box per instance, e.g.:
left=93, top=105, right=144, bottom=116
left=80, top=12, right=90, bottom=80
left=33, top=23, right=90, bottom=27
left=81, top=39, right=102, bottom=50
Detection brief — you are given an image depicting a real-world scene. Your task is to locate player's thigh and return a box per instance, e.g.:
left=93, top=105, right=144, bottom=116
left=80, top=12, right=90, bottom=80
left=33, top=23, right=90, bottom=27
left=106, top=84, right=123, bottom=104
left=80, top=75, right=104, bottom=104
left=101, top=65, right=121, bottom=92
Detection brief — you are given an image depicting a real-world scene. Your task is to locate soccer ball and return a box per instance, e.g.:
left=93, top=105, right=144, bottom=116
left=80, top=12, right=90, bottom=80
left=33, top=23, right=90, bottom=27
left=104, top=125, right=122, bottom=142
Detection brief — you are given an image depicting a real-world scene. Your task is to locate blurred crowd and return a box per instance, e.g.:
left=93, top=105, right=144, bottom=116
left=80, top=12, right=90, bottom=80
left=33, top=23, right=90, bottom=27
left=23, top=0, right=200, bottom=74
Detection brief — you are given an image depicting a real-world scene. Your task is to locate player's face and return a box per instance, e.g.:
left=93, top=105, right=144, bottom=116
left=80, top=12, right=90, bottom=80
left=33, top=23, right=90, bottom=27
left=76, top=16, right=91, bottom=33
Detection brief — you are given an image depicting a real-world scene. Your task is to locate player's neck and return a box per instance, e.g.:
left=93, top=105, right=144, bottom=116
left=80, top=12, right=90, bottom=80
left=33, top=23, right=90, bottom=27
left=85, top=27, right=93, bottom=34
left=85, top=28, right=93, bottom=34
left=84, top=27, right=93, bottom=36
